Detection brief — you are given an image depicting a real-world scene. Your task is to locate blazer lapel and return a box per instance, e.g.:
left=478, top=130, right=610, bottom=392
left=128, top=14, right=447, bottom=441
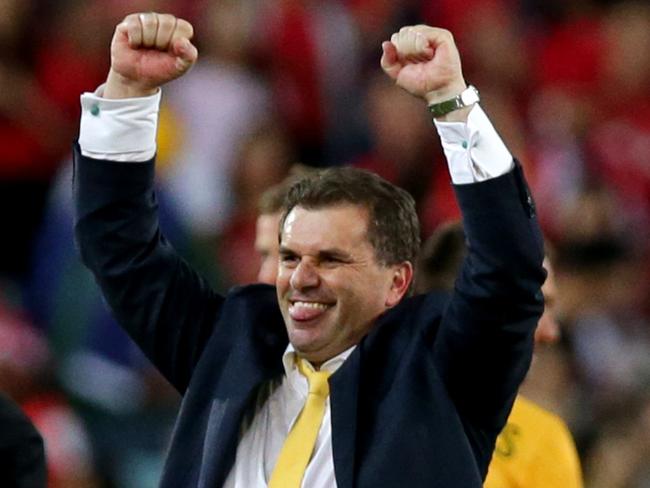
left=329, top=348, right=360, bottom=488
left=199, top=337, right=287, bottom=487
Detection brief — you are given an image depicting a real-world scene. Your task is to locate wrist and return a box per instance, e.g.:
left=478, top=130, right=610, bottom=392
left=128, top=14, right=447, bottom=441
left=427, top=83, right=478, bottom=123
left=103, top=69, right=158, bottom=99
left=424, top=81, right=468, bottom=106
left=432, top=105, right=472, bottom=123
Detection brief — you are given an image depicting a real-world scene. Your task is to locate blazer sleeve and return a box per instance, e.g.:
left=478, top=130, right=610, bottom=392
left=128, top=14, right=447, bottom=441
left=433, top=163, right=546, bottom=473
left=73, top=145, right=224, bottom=393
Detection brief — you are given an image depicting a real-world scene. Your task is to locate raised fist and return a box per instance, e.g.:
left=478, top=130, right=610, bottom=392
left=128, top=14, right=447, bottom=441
left=104, top=13, right=198, bottom=99
left=381, top=26, right=467, bottom=109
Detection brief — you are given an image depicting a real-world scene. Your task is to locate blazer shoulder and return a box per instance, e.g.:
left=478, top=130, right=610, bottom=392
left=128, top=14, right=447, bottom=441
left=219, top=283, right=287, bottom=343
left=224, top=283, right=279, bottom=306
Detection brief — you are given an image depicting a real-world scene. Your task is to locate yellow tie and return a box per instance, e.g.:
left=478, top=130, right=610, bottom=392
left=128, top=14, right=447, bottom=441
left=268, top=357, right=331, bottom=488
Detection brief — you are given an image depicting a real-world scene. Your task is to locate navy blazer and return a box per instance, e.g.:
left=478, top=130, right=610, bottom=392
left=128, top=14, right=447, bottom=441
left=73, top=146, right=545, bottom=487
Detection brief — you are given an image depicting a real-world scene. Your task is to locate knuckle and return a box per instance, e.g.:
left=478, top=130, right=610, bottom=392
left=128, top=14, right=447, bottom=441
left=140, top=12, right=157, bottom=28
left=158, top=14, right=176, bottom=33
left=124, top=15, right=139, bottom=30
left=176, top=19, right=194, bottom=38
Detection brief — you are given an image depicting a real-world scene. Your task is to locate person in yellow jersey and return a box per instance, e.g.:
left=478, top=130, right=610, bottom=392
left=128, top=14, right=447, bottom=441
left=484, top=262, right=583, bottom=488
left=416, top=222, right=583, bottom=488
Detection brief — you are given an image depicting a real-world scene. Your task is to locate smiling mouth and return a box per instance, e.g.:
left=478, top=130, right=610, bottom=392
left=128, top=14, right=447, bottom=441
left=288, top=301, right=332, bottom=322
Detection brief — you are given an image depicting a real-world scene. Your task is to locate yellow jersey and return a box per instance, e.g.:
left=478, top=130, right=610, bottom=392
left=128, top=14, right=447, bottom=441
left=484, top=395, right=583, bottom=488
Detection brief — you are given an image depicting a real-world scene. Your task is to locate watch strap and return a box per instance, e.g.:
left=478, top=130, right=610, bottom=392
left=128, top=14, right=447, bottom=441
left=428, top=85, right=479, bottom=118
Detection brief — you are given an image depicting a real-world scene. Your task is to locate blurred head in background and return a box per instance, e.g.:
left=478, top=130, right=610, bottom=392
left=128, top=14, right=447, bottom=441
left=255, top=166, right=313, bottom=285
left=416, top=221, right=560, bottom=346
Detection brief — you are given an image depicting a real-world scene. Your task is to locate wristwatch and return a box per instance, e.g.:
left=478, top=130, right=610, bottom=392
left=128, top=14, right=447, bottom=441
left=428, top=85, right=480, bottom=118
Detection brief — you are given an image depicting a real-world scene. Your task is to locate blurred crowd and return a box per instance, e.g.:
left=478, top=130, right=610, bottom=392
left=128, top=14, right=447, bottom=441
left=0, top=0, right=648, bottom=486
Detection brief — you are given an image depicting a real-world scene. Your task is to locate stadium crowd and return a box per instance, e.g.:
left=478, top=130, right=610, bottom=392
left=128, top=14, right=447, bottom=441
left=0, top=0, right=648, bottom=486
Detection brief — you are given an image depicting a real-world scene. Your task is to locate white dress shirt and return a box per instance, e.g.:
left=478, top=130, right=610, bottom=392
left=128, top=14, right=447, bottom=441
left=78, top=86, right=515, bottom=487
left=79, top=86, right=514, bottom=184
left=222, top=345, right=353, bottom=488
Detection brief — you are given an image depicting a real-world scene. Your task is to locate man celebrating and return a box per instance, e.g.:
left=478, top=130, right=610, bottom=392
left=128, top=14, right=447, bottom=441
left=74, top=12, right=545, bottom=487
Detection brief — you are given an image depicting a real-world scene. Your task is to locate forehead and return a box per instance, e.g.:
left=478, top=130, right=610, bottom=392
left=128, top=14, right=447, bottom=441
left=256, top=213, right=282, bottom=245
left=281, top=204, right=371, bottom=252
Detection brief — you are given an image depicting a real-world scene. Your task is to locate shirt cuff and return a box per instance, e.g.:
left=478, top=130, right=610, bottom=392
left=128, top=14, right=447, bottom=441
left=434, top=104, right=514, bottom=184
left=79, top=84, right=161, bottom=162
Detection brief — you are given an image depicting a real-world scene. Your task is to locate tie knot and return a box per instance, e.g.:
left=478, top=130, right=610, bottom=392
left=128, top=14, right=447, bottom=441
left=297, top=358, right=331, bottom=397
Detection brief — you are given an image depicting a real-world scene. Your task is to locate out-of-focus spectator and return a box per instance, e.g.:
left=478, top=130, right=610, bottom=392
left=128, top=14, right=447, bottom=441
left=583, top=392, right=650, bottom=488
left=353, top=74, right=452, bottom=236
left=25, top=160, right=187, bottom=487
left=586, top=2, right=650, bottom=247
left=0, top=1, right=67, bottom=281
left=254, top=180, right=290, bottom=286
left=416, top=222, right=584, bottom=488
left=0, top=1, right=111, bottom=282
left=548, top=180, right=650, bottom=486
left=256, top=0, right=366, bottom=166
left=218, top=121, right=295, bottom=285
left=164, top=0, right=271, bottom=238
left=253, top=166, right=313, bottom=285
left=0, top=392, right=46, bottom=488
left=552, top=187, right=650, bottom=403
left=0, top=292, right=98, bottom=487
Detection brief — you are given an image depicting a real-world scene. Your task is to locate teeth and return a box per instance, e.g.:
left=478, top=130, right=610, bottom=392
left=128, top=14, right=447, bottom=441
left=291, top=301, right=328, bottom=310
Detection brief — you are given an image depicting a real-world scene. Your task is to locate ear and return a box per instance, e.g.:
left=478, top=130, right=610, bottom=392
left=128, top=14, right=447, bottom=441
left=385, top=261, right=414, bottom=308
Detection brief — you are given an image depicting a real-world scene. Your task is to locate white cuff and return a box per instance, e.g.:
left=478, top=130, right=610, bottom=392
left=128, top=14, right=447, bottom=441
left=79, top=84, right=161, bottom=162
left=434, top=104, right=514, bottom=184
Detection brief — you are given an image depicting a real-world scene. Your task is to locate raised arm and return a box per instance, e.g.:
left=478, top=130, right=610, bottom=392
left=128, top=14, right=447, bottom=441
left=382, top=26, right=546, bottom=473
left=74, top=13, right=222, bottom=393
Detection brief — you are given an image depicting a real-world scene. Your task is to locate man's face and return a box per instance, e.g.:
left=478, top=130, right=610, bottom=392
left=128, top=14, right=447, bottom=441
left=276, top=204, right=411, bottom=365
left=534, top=259, right=560, bottom=345
left=255, top=212, right=282, bottom=285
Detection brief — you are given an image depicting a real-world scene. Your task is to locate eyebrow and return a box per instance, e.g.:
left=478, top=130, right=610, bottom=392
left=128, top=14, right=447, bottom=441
left=279, top=246, right=353, bottom=261
left=318, top=249, right=353, bottom=261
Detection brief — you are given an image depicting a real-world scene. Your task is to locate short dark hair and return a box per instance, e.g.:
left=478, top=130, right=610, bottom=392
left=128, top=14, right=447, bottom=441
left=415, top=221, right=466, bottom=294
left=258, top=165, right=313, bottom=216
left=281, top=167, right=420, bottom=266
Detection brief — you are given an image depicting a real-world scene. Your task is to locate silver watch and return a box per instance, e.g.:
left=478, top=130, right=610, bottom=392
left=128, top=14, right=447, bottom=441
left=428, top=85, right=480, bottom=118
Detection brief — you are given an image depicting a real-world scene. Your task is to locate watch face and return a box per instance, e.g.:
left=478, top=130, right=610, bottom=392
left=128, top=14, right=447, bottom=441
left=460, top=87, right=480, bottom=106
left=428, top=86, right=480, bottom=117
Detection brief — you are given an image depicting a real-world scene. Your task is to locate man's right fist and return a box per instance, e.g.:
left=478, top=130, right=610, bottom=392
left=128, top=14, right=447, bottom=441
left=104, top=13, right=198, bottom=99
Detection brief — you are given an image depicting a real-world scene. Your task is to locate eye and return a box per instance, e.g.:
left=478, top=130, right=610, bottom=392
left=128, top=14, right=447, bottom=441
left=320, top=255, right=346, bottom=267
left=280, top=252, right=299, bottom=267
left=322, top=256, right=340, bottom=263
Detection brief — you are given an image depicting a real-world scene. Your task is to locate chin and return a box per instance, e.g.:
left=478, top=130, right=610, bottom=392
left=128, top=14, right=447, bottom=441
left=288, top=329, right=319, bottom=351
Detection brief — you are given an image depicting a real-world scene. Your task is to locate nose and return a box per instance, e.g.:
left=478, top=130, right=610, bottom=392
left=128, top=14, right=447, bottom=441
left=290, top=259, right=320, bottom=291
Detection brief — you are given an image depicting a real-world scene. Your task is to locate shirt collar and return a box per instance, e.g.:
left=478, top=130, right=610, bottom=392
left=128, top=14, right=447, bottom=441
left=282, top=343, right=356, bottom=377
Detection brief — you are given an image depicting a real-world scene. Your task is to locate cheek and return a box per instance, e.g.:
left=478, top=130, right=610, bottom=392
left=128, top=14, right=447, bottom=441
left=276, top=268, right=291, bottom=296
left=335, top=278, right=386, bottom=319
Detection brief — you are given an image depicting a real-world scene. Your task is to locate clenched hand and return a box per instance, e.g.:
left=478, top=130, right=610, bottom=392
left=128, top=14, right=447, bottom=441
left=104, top=12, right=198, bottom=99
left=381, top=26, right=470, bottom=121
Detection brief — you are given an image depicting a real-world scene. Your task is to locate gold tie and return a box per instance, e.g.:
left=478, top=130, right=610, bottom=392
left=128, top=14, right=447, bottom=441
left=268, top=357, right=331, bottom=488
